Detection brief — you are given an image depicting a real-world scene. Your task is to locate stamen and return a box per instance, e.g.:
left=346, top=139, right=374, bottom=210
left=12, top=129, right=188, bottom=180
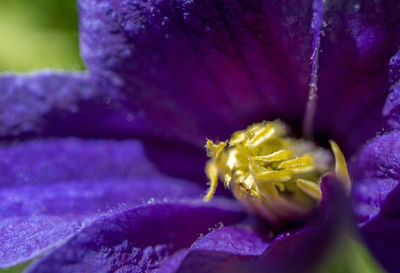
left=296, top=179, right=322, bottom=200
left=253, top=150, right=292, bottom=162
left=330, top=140, right=351, bottom=192
left=204, top=120, right=350, bottom=226
left=204, top=161, right=218, bottom=201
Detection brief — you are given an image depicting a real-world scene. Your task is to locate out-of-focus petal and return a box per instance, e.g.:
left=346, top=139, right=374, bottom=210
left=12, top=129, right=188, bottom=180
left=352, top=131, right=400, bottom=272
left=25, top=200, right=245, bottom=273
left=0, top=71, right=156, bottom=141
left=360, top=185, right=400, bottom=273
left=314, top=1, right=400, bottom=154
left=142, top=139, right=207, bottom=182
left=0, top=138, right=206, bottom=268
left=78, top=0, right=319, bottom=146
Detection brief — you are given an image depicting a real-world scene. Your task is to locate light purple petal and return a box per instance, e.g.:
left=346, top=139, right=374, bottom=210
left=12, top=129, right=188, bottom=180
left=78, top=0, right=319, bottom=147
left=352, top=131, right=400, bottom=272
left=314, top=1, right=400, bottom=154
left=0, top=138, right=206, bottom=268
left=25, top=200, right=245, bottom=273
left=0, top=71, right=155, bottom=141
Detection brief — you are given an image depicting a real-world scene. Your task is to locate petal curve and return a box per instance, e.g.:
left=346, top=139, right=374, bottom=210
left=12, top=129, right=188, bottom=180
left=0, top=71, right=155, bottom=141
left=352, top=131, right=400, bottom=272
left=314, top=0, right=400, bottom=154
left=168, top=175, right=350, bottom=273
left=78, top=0, right=318, bottom=146
left=25, top=200, right=245, bottom=273
left=0, top=138, right=205, bottom=267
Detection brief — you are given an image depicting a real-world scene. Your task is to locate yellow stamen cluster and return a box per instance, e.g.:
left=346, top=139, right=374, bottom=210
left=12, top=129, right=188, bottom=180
left=204, top=120, right=349, bottom=226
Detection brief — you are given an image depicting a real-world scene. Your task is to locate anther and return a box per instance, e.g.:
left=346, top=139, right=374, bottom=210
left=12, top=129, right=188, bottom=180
left=204, top=120, right=350, bottom=226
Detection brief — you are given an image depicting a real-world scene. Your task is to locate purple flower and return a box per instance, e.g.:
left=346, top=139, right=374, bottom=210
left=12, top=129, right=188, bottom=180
left=1, top=0, right=400, bottom=272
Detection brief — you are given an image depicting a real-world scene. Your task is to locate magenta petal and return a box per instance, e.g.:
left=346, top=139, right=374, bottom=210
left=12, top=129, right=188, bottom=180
left=78, top=0, right=319, bottom=146
left=0, top=71, right=155, bottom=140
left=0, top=138, right=206, bottom=267
left=25, top=200, right=245, bottom=273
left=314, top=1, right=400, bottom=154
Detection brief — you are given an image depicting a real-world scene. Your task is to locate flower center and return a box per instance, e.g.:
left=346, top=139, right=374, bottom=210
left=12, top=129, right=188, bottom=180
left=204, top=120, right=350, bottom=226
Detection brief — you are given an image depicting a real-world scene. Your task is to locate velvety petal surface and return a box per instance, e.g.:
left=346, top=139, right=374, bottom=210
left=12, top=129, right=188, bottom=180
left=7, top=160, right=348, bottom=273
left=173, top=175, right=349, bottom=273
left=314, top=0, right=400, bottom=154
left=79, top=0, right=320, bottom=147
left=25, top=200, right=245, bottom=273
left=0, top=138, right=207, bottom=268
left=0, top=71, right=156, bottom=141
left=0, top=138, right=167, bottom=187
left=0, top=71, right=211, bottom=181
left=352, top=131, right=400, bottom=272
left=383, top=49, right=400, bottom=130
left=155, top=223, right=270, bottom=273
left=133, top=175, right=348, bottom=273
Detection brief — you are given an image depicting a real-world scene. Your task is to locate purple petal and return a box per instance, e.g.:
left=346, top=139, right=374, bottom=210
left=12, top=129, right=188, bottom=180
left=0, top=138, right=206, bottom=267
left=25, top=200, right=245, bottom=273
left=191, top=225, right=268, bottom=256
left=0, top=71, right=209, bottom=181
left=0, top=138, right=165, bottom=187
left=352, top=131, right=400, bottom=272
left=143, top=139, right=206, bottom=182
left=352, top=131, right=400, bottom=224
left=383, top=50, right=400, bottom=130
left=166, top=175, right=350, bottom=273
left=362, top=207, right=400, bottom=273
left=388, top=49, right=400, bottom=86
left=0, top=71, right=156, bottom=141
left=78, top=0, right=319, bottom=146
left=155, top=224, right=269, bottom=273
left=314, top=1, right=400, bottom=154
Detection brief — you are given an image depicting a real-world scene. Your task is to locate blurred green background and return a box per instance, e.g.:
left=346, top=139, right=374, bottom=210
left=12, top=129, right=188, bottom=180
left=0, top=1, right=388, bottom=273
left=0, top=0, right=84, bottom=72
